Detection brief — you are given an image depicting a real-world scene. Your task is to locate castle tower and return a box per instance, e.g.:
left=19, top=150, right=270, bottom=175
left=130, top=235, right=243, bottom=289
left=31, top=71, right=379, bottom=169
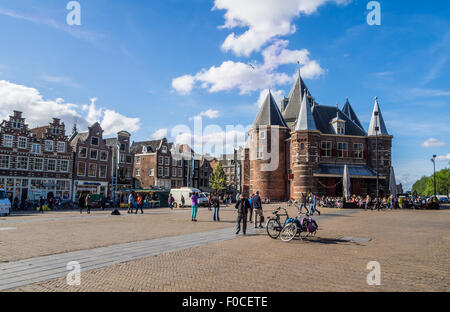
left=290, top=90, right=321, bottom=200
left=249, top=91, right=289, bottom=201
left=367, top=97, right=393, bottom=197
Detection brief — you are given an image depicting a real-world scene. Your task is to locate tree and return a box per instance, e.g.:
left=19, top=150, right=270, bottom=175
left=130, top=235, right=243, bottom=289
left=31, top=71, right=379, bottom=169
left=209, top=162, right=227, bottom=194
left=424, top=168, right=450, bottom=197
left=412, top=176, right=428, bottom=196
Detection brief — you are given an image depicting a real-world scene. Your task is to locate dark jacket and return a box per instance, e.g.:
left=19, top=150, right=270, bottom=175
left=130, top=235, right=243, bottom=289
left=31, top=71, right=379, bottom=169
left=251, top=195, right=262, bottom=209
left=235, top=198, right=251, bottom=215
left=212, top=196, right=220, bottom=208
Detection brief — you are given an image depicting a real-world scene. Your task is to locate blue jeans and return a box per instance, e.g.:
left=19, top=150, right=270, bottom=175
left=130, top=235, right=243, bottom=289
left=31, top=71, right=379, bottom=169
left=191, top=205, right=198, bottom=219
left=213, top=207, right=220, bottom=221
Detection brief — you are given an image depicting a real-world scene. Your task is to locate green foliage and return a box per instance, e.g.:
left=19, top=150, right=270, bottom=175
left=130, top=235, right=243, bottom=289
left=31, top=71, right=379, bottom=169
left=412, top=168, right=450, bottom=196
left=209, top=162, right=226, bottom=193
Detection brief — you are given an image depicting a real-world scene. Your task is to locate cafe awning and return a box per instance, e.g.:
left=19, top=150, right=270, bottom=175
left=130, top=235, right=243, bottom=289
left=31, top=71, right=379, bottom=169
left=314, top=164, right=385, bottom=179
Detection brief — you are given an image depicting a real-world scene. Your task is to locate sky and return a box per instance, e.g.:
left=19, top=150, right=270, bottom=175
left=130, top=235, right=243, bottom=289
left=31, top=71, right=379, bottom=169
left=0, top=0, right=449, bottom=190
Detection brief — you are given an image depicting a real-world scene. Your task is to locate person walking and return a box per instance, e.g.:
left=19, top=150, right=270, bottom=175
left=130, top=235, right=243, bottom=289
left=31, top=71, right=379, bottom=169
left=101, top=196, right=106, bottom=211
left=127, top=192, right=134, bottom=214
left=248, top=194, right=254, bottom=223
left=191, top=192, right=199, bottom=222
left=85, top=194, right=91, bottom=214
left=365, top=195, right=370, bottom=211
left=212, top=193, right=220, bottom=222
left=136, top=194, right=143, bottom=214
left=181, top=195, right=185, bottom=209
left=310, top=193, right=321, bottom=216
left=79, top=193, right=84, bottom=214
left=168, top=194, right=174, bottom=210
left=39, top=196, right=45, bottom=214
left=252, top=191, right=264, bottom=229
left=235, top=194, right=251, bottom=235
left=299, top=193, right=307, bottom=214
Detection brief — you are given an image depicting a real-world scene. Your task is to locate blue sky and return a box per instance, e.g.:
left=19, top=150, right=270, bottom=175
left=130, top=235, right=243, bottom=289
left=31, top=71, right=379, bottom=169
left=0, top=0, right=449, bottom=190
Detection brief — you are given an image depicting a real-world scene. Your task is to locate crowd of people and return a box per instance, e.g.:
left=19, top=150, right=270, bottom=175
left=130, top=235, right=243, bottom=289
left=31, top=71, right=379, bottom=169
left=126, top=192, right=160, bottom=214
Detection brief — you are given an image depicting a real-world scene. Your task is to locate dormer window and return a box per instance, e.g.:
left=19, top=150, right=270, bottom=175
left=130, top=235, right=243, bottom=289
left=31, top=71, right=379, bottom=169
left=162, top=145, right=167, bottom=153
left=337, top=122, right=345, bottom=135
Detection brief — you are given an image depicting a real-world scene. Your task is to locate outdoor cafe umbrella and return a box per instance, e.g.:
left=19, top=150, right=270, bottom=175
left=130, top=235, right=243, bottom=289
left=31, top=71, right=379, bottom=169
left=389, top=166, right=397, bottom=199
left=343, top=164, right=351, bottom=200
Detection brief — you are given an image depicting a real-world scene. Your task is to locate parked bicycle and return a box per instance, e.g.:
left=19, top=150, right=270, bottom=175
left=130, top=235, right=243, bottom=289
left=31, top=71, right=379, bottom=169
left=280, top=214, right=319, bottom=242
left=266, top=207, right=291, bottom=239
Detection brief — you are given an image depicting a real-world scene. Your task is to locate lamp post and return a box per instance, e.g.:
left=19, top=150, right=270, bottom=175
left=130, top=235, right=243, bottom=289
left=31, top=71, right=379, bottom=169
left=374, top=101, right=380, bottom=199
left=431, top=155, right=437, bottom=200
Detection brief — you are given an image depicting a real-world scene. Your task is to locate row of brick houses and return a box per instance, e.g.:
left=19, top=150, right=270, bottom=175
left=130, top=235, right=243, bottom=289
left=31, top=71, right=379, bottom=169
left=0, top=110, right=216, bottom=205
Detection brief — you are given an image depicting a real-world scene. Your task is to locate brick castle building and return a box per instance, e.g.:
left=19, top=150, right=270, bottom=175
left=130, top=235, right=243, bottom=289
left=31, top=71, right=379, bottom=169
left=244, top=71, right=393, bottom=202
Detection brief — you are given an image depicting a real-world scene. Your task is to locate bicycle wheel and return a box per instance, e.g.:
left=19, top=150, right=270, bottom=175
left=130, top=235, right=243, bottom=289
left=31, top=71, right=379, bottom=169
left=280, top=223, right=298, bottom=242
left=266, top=218, right=282, bottom=239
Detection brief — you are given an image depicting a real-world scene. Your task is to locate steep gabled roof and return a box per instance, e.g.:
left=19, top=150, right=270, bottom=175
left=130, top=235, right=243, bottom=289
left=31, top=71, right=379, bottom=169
left=295, top=90, right=317, bottom=131
left=131, top=139, right=162, bottom=154
left=253, top=91, right=287, bottom=128
left=312, top=105, right=367, bottom=136
left=69, top=131, right=89, bottom=149
left=282, top=73, right=310, bottom=123
left=342, top=98, right=365, bottom=132
left=368, top=97, right=389, bottom=136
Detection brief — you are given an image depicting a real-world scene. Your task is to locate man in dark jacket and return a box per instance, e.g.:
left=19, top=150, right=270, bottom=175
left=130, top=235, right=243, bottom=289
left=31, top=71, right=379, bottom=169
left=235, top=194, right=251, bottom=235
left=251, top=191, right=263, bottom=228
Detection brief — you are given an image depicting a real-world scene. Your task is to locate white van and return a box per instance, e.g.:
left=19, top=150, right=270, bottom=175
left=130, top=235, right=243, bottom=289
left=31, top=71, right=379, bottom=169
left=170, top=188, right=209, bottom=207
left=0, top=189, right=11, bottom=216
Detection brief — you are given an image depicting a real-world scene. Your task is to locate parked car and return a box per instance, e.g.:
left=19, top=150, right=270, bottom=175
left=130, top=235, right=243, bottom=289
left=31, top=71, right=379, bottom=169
left=439, top=197, right=448, bottom=203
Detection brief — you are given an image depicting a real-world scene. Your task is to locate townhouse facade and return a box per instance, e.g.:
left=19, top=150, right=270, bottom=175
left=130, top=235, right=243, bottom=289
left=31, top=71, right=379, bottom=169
left=105, top=131, right=134, bottom=192
left=0, top=111, right=73, bottom=203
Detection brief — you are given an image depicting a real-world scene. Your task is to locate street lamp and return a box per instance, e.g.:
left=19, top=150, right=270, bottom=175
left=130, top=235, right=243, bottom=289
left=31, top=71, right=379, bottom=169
left=374, top=98, right=380, bottom=199
left=431, top=155, right=437, bottom=201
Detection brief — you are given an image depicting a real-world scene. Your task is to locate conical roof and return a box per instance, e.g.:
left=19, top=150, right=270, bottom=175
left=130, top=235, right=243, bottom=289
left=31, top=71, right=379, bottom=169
left=282, top=73, right=310, bottom=123
left=342, top=98, right=364, bottom=130
left=368, top=97, right=389, bottom=136
left=295, top=90, right=317, bottom=131
left=253, top=91, right=287, bottom=128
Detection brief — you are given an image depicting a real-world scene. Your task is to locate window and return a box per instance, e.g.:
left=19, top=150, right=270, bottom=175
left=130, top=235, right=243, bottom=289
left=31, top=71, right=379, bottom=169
left=77, top=162, right=86, bottom=176
left=47, top=159, right=57, bottom=171
left=90, top=149, right=98, bottom=160
left=136, top=168, right=141, bottom=176
left=256, top=147, right=263, bottom=160
left=100, top=151, right=108, bottom=161
left=12, top=122, right=21, bottom=129
left=99, top=165, right=107, bottom=178
left=88, top=163, right=97, bottom=177
left=164, top=167, right=169, bottom=177
left=149, top=168, right=154, bottom=176
left=32, top=144, right=42, bottom=154
left=17, top=157, right=28, bottom=170
left=173, top=167, right=177, bottom=177
left=194, top=161, right=199, bottom=169
left=337, top=122, right=345, bottom=135
left=158, top=167, right=163, bottom=177
left=60, top=160, right=69, bottom=172
left=52, top=128, right=60, bottom=135
left=162, top=146, right=167, bottom=153
left=300, top=143, right=305, bottom=151
left=172, top=158, right=177, bottom=166
left=45, top=140, right=54, bottom=152
left=79, top=147, right=88, bottom=158
left=178, top=168, right=183, bottom=177
left=126, top=155, right=132, bottom=163
left=120, top=154, right=126, bottom=163
left=260, top=131, right=266, bottom=140
left=158, top=156, right=164, bottom=165
left=353, top=143, right=364, bottom=159
left=136, top=156, right=141, bottom=164
left=0, top=155, right=10, bottom=169
left=57, top=142, right=66, bottom=153
left=178, top=160, right=182, bottom=167
left=321, top=142, right=332, bottom=157
left=34, top=158, right=43, bottom=171
left=165, top=157, right=170, bottom=166
left=120, top=143, right=126, bottom=152
left=338, top=142, right=348, bottom=158
left=18, top=137, right=27, bottom=149
left=91, top=137, right=99, bottom=146
left=3, top=135, right=13, bottom=148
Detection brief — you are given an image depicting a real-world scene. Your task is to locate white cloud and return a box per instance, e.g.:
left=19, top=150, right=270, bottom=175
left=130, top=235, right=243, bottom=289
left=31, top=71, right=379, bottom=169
left=411, top=88, right=450, bottom=97
left=256, top=89, right=285, bottom=108
left=214, top=0, right=350, bottom=56
left=422, top=138, right=446, bottom=148
left=42, top=74, right=82, bottom=88
left=0, top=80, right=140, bottom=135
left=172, top=75, right=196, bottom=95
left=152, top=128, right=168, bottom=139
left=437, top=154, right=450, bottom=162
left=190, top=109, right=221, bottom=120
left=172, top=40, right=324, bottom=95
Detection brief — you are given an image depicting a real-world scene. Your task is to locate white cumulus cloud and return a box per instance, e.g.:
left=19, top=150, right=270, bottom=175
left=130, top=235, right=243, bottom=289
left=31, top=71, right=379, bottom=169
left=422, top=138, right=446, bottom=148
left=153, top=128, right=168, bottom=140
left=437, top=154, right=450, bottom=162
left=190, top=109, right=221, bottom=121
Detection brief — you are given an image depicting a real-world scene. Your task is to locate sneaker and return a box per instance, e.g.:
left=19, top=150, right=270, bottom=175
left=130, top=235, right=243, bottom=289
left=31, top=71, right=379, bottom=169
left=259, top=225, right=264, bottom=229
left=235, top=231, right=240, bottom=235
left=318, top=211, right=321, bottom=216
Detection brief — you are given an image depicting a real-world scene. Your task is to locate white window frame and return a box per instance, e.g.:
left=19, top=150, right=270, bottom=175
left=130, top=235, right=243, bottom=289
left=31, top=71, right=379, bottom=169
left=90, top=149, right=98, bottom=160
left=338, top=142, right=348, bottom=158
left=88, top=163, right=97, bottom=178
left=32, top=143, right=42, bottom=155
left=353, top=143, right=364, bottom=159
left=178, top=168, right=182, bottom=177
left=99, top=165, right=107, bottom=178
left=45, top=140, right=54, bottom=152
left=158, top=166, right=163, bottom=177
left=136, top=168, right=141, bottom=177
left=3, top=135, right=13, bottom=148
left=321, top=141, right=332, bottom=157
left=136, top=156, right=141, bottom=164
left=17, top=157, right=29, bottom=170
left=91, top=136, right=100, bottom=146
left=173, top=167, right=177, bottom=177
left=0, top=155, right=10, bottom=169
left=165, top=157, right=170, bottom=166
left=47, top=159, right=57, bottom=172
left=164, top=167, right=169, bottom=177
left=172, top=158, right=177, bottom=166
left=34, top=158, right=44, bottom=171
left=57, top=141, right=66, bottom=153
left=158, top=156, right=164, bottom=165
left=77, top=162, right=86, bottom=176
left=149, top=168, right=154, bottom=177
left=60, top=160, right=69, bottom=172
left=79, top=147, right=88, bottom=158
left=162, top=145, right=167, bottom=153
left=100, top=150, right=108, bottom=162
left=18, top=137, right=28, bottom=149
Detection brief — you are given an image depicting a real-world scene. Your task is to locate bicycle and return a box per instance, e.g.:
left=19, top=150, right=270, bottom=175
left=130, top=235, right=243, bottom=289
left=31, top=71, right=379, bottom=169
left=266, top=206, right=290, bottom=239
left=280, top=214, right=319, bottom=243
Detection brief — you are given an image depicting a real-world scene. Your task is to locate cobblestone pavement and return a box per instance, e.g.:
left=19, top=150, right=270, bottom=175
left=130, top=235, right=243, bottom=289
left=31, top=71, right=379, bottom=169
left=3, top=206, right=450, bottom=292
